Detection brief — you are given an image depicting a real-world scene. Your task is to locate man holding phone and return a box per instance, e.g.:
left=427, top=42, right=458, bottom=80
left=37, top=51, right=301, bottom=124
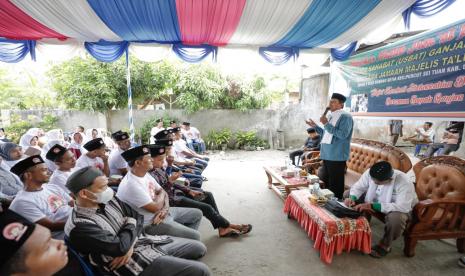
left=306, top=93, right=353, bottom=199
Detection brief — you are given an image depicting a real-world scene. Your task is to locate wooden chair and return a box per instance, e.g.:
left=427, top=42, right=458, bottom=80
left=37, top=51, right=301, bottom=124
left=403, top=156, right=465, bottom=257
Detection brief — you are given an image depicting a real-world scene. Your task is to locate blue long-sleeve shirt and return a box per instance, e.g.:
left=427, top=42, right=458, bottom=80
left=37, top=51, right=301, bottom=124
left=314, top=111, right=354, bottom=161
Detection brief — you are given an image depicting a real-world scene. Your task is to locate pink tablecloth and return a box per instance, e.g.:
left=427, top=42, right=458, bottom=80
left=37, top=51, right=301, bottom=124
left=283, top=189, right=371, bottom=264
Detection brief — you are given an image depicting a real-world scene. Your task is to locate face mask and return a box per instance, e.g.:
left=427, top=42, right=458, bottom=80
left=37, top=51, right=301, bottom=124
left=88, top=187, right=114, bottom=204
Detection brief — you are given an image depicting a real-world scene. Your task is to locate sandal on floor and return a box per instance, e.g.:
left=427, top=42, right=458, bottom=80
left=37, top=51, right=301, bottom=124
left=202, top=177, right=208, bottom=181
left=239, top=224, right=253, bottom=235
left=369, top=245, right=391, bottom=258
left=219, top=229, right=240, bottom=238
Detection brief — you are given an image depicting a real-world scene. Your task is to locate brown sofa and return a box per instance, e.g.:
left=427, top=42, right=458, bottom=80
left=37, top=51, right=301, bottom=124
left=344, top=138, right=413, bottom=188
left=403, top=155, right=465, bottom=257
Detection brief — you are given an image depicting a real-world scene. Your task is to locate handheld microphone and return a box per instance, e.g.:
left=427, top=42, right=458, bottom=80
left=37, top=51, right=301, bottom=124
left=322, top=107, right=330, bottom=117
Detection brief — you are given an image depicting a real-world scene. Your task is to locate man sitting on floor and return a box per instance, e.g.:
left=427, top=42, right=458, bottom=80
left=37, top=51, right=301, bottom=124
left=109, top=130, right=131, bottom=176
left=116, top=146, right=203, bottom=240
left=65, top=166, right=210, bottom=276
left=149, top=144, right=252, bottom=238
left=344, top=161, right=418, bottom=258
left=9, top=155, right=73, bottom=238
left=289, top=128, right=321, bottom=166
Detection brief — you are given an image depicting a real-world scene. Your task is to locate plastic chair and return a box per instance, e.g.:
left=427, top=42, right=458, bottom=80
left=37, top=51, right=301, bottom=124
left=64, top=237, right=97, bottom=276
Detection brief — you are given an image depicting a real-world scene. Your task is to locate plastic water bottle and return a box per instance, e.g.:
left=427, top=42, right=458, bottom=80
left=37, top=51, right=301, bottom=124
left=313, top=182, right=320, bottom=196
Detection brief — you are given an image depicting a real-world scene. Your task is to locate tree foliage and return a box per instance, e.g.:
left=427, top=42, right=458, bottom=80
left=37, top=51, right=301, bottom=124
left=49, top=57, right=272, bottom=114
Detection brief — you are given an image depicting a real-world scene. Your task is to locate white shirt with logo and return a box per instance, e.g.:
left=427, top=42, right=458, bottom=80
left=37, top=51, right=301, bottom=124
left=10, top=184, right=72, bottom=223
left=108, top=148, right=127, bottom=175
left=116, top=171, right=163, bottom=225
left=75, top=154, right=104, bottom=172
left=49, top=169, right=73, bottom=194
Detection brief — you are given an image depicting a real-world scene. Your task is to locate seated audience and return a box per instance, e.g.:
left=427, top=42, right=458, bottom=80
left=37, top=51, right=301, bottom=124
left=109, top=131, right=131, bottom=176
left=150, top=119, right=164, bottom=144
left=446, top=121, right=464, bottom=148
left=0, top=210, right=69, bottom=276
left=47, top=144, right=76, bottom=194
left=41, top=139, right=66, bottom=173
left=9, top=155, right=73, bottom=237
left=344, top=161, right=418, bottom=258
left=0, top=142, right=24, bottom=170
left=149, top=145, right=252, bottom=238
left=169, top=120, right=177, bottom=128
left=75, top=138, right=109, bottom=176
left=116, top=146, right=203, bottom=240
left=0, top=156, right=23, bottom=208
left=289, top=128, right=321, bottom=166
left=181, top=122, right=206, bottom=154
left=403, top=122, right=435, bottom=156
left=0, top=127, right=11, bottom=142
left=64, top=167, right=210, bottom=276
left=68, top=132, right=84, bottom=160
left=424, top=129, right=460, bottom=157
left=173, top=128, right=209, bottom=170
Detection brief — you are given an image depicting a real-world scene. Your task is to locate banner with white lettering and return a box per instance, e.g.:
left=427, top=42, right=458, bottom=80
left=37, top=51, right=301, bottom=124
left=334, top=18, right=465, bottom=118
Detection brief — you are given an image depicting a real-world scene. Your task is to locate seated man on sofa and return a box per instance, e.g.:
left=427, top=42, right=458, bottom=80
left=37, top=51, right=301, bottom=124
left=344, top=161, right=418, bottom=258
left=289, top=128, right=321, bottom=166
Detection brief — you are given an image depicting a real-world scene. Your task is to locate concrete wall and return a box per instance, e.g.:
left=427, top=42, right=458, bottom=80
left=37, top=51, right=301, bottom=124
left=2, top=72, right=464, bottom=158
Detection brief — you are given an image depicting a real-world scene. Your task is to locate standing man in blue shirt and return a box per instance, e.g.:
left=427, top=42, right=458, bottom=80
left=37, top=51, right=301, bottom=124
left=306, top=93, right=353, bottom=199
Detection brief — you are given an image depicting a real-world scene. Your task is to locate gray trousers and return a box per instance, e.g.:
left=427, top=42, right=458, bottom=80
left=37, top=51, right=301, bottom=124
left=425, top=143, right=458, bottom=157
left=343, top=191, right=409, bottom=247
left=140, top=237, right=210, bottom=276
left=145, top=207, right=203, bottom=240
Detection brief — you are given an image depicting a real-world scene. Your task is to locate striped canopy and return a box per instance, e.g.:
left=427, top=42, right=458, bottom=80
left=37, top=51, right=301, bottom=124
left=0, top=0, right=418, bottom=63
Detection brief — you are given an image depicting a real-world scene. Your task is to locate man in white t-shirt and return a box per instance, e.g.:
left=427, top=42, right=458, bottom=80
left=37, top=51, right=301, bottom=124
left=75, top=138, right=110, bottom=177
left=9, top=155, right=73, bottom=238
left=181, top=122, right=206, bottom=154
left=173, top=128, right=209, bottom=170
left=108, top=131, right=131, bottom=176
left=46, top=144, right=76, bottom=194
left=404, top=122, right=435, bottom=144
left=116, top=145, right=203, bottom=241
left=149, top=119, right=164, bottom=144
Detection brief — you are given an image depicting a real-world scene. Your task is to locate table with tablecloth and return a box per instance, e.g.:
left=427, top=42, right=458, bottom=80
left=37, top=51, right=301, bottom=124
left=283, top=189, right=372, bottom=264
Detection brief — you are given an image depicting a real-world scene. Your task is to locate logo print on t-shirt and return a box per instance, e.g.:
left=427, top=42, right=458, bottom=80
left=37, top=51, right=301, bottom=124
left=48, top=194, right=65, bottom=213
left=95, top=162, right=104, bottom=171
left=148, top=182, right=156, bottom=199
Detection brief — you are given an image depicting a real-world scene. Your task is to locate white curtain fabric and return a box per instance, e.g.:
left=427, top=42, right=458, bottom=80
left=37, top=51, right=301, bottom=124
left=320, top=0, right=416, bottom=48
left=36, top=39, right=85, bottom=61
left=359, top=15, right=404, bottom=46
left=11, top=0, right=121, bottom=42
left=298, top=48, right=330, bottom=66
left=229, top=0, right=314, bottom=46
left=129, top=43, right=172, bottom=63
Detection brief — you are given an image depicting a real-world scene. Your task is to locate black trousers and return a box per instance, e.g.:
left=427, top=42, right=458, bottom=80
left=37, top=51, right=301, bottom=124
left=289, top=149, right=304, bottom=165
left=320, top=160, right=346, bottom=200
left=176, top=191, right=230, bottom=229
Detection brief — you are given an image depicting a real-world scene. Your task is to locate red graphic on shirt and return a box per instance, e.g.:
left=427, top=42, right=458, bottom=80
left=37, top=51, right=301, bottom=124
left=95, top=162, right=104, bottom=172
left=148, top=182, right=156, bottom=200
left=3, top=223, right=28, bottom=241
left=48, top=194, right=65, bottom=213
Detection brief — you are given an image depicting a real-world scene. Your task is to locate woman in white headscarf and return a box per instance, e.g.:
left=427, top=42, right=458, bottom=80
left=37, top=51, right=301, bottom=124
left=68, top=132, right=85, bottom=159
left=45, top=129, right=69, bottom=147
left=0, top=142, right=24, bottom=170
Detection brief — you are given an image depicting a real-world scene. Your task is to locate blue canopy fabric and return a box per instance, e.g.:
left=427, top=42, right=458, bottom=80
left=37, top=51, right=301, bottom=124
left=172, top=44, right=217, bottom=63
left=84, top=40, right=129, bottom=62
left=259, top=47, right=299, bottom=65
left=274, top=0, right=381, bottom=48
left=330, top=41, right=358, bottom=61
left=86, top=0, right=181, bottom=43
left=402, top=0, right=456, bottom=29
left=0, top=38, right=35, bottom=63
